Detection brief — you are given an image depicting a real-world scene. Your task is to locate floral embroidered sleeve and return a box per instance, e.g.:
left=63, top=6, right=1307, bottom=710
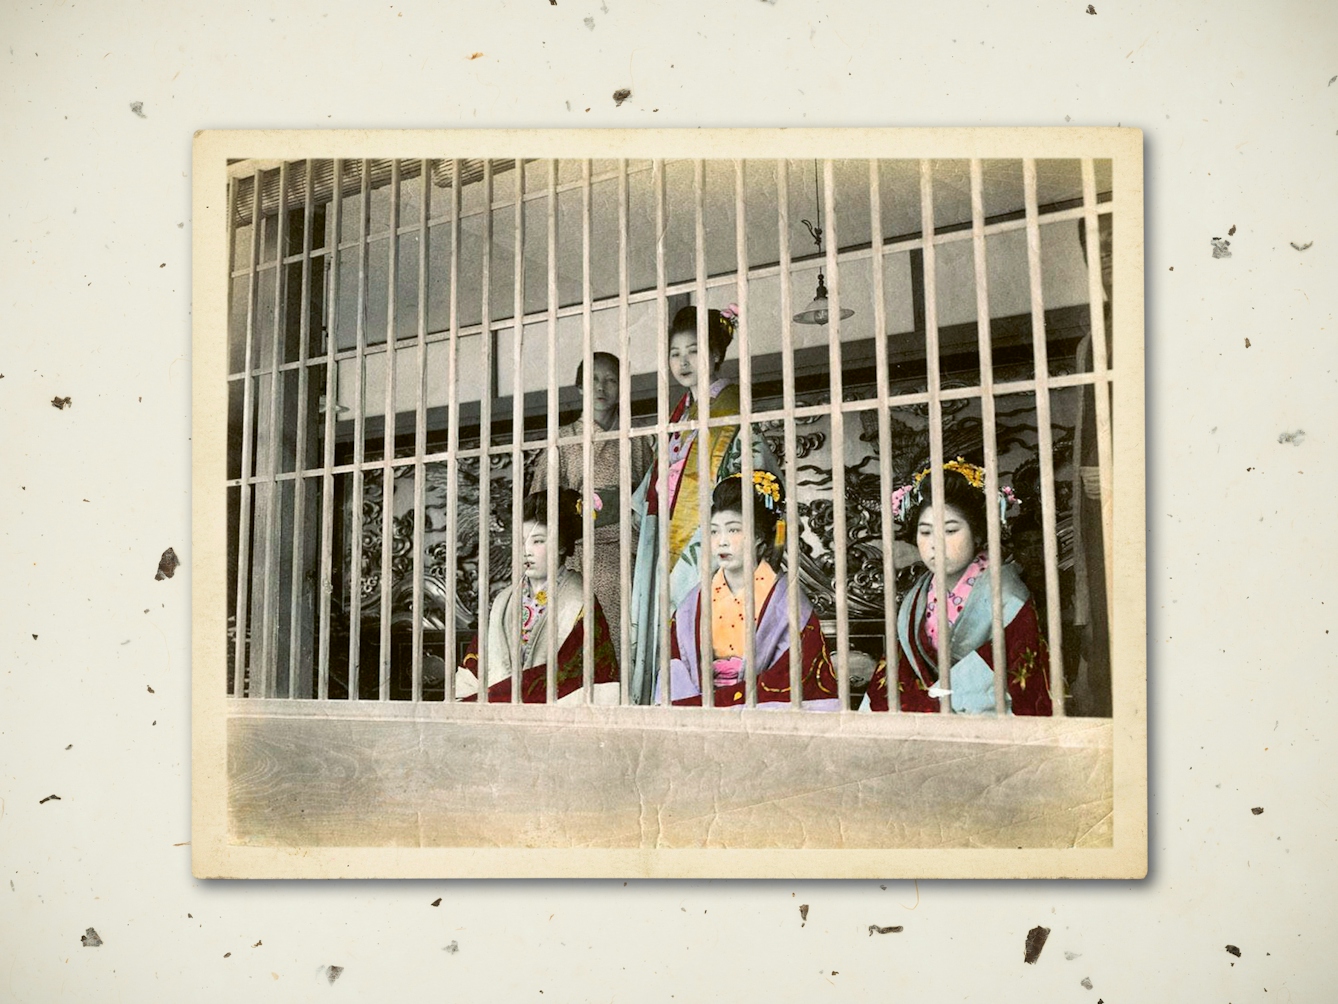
left=1003, top=598, right=1052, bottom=716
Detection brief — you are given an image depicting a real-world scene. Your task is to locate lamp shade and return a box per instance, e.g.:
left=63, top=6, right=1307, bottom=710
left=792, top=271, right=855, bottom=325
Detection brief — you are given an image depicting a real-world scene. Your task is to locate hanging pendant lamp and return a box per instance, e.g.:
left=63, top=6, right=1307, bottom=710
left=793, top=162, right=854, bottom=326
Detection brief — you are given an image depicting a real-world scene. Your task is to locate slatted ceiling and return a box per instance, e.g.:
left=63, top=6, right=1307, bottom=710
left=231, top=158, right=521, bottom=227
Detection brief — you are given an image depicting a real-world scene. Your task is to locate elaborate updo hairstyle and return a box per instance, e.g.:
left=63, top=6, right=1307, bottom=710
left=669, top=305, right=734, bottom=370
left=522, top=487, right=583, bottom=563
left=711, top=472, right=785, bottom=567
left=910, top=467, right=991, bottom=547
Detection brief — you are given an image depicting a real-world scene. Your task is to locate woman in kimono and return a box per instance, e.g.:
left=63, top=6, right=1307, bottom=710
left=627, top=304, right=780, bottom=705
left=457, top=488, right=619, bottom=704
left=530, top=351, right=654, bottom=654
left=661, top=472, right=839, bottom=710
left=862, top=460, right=1052, bottom=716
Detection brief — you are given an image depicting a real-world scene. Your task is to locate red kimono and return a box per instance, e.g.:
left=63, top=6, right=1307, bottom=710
left=460, top=574, right=619, bottom=704
left=865, top=561, right=1052, bottom=716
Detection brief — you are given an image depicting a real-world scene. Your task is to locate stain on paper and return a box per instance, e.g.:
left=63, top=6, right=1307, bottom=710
left=155, top=547, right=180, bottom=580
left=81, top=928, right=103, bottom=947
left=130, top=101, right=145, bottom=118
left=1081, top=976, right=1094, bottom=989
left=324, top=965, right=343, bottom=983
left=1226, top=944, right=1242, bottom=957
left=583, top=16, right=595, bottom=28
left=1023, top=926, right=1050, bottom=964
left=799, top=904, right=809, bottom=925
left=1290, top=241, right=1313, bottom=251
left=1086, top=4, right=1096, bottom=12
left=613, top=88, right=631, bottom=106
left=468, top=52, right=483, bottom=59
left=51, top=396, right=72, bottom=410
left=868, top=924, right=903, bottom=935
left=1245, top=337, right=1251, bottom=348
left=444, top=941, right=459, bottom=954
left=1210, top=237, right=1232, bottom=259
left=1277, top=430, right=1306, bottom=446
left=1251, top=806, right=1264, bottom=815
left=1065, top=951, right=1082, bottom=960
left=1228, top=224, right=1236, bottom=236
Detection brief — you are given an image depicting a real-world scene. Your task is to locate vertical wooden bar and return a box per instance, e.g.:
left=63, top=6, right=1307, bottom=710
left=347, top=160, right=371, bottom=703
left=287, top=160, right=316, bottom=698
left=970, top=159, right=1009, bottom=716
left=654, top=159, right=673, bottom=707
left=822, top=160, right=850, bottom=711
left=919, top=160, right=953, bottom=715
left=1023, top=158, right=1067, bottom=717
left=1081, top=159, right=1116, bottom=630
left=580, top=159, right=596, bottom=701
left=377, top=160, right=401, bottom=702
left=233, top=172, right=262, bottom=694
left=692, top=159, right=713, bottom=709
left=410, top=159, right=431, bottom=702
left=444, top=159, right=462, bottom=702
left=477, top=160, right=494, bottom=703
left=777, top=160, right=802, bottom=709
left=616, top=158, right=633, bottom=704
left=316, top=161, right=343, bottom=701
left=259, top=163, right=290, bottom=699
left=545, top=160, right=560, bottom=703
left=734, top=159, right=758, bottom=708
left=510, top=159, right=527, bottom=703
left=867, top=160, right=899, bottom=713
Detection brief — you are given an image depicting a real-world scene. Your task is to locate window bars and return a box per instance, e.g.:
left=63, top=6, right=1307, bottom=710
left=225, top=157, right=1116, bottom=717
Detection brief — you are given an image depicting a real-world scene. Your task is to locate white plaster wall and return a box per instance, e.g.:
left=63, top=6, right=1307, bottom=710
left=1, top=1, right=1335, bottom=1000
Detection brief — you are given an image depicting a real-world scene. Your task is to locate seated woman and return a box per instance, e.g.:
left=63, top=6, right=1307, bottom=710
left=457, top=488, right=619, bottom=704
left=660, top=472, right=839, bottom=710
left=628, top=303, right=780, bottom=705
left=862, top=460, right=1052, bottom=715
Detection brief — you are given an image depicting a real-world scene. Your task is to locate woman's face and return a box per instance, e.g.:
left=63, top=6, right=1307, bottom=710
left=916, top=502, right=979, bottom=584
left=709, top=509, right=748, bottom=579
left=581, top=356, right=620, bottom=426
left=521, top=520, right=552, bottom=585
left=667, top=330, right=718, bottom=390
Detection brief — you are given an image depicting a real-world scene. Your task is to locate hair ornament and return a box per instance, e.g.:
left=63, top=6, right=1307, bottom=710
left=719, top=303, right=740, bottom=337
left=890, top=457, right=1021, bottom=525
left=750, top=470, right=783, bottom=513
left=574, top=491, right=603, bottom=517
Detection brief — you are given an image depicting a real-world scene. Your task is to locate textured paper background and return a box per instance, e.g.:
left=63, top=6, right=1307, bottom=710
left=3, top=0, right=1335, bottom=998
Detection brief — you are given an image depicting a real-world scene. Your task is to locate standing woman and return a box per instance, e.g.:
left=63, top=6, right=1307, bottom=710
left=627, top=304, right=779, bottom=705
left=531, top=351, right=653, bottom=655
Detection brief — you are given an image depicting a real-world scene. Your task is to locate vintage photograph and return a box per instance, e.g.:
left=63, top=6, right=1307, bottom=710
left=193, top=129, right=1145, bottom=878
